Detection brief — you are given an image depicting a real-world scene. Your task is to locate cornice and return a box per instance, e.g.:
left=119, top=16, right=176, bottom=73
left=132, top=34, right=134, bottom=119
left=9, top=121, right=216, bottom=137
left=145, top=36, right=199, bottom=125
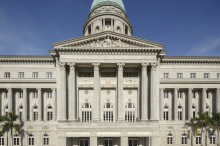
left=0, top=56, right=55, bottom=64
left=161, top=56, right=220, bottom=64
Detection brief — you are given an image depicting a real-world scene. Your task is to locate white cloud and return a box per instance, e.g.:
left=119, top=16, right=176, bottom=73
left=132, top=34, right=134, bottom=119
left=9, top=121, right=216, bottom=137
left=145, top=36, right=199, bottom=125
left=188, top=36, right=220, bottom=56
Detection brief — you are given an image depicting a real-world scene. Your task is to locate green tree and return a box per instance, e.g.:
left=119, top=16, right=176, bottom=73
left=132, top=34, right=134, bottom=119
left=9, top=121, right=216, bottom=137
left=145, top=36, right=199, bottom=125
left=210, top=113, right=220, bottom=146
left=0, top=112, right=21, bottom=146
left=186, top=118, right=197, bottom=146
left=192, top=112, right=212, bottom=146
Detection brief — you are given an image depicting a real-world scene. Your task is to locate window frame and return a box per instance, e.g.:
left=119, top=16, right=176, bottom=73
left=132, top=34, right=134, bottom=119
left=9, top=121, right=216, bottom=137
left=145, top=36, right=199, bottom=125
left=167, top=134, right=173, bottom=145
left=43, top=134, right=49, bottom=145
left=210, top=135, right=216, bottom=144
left=28, top=135, right=34, bottom=146
left=46, top=72, right=52, bottom=79
left=4, top=72, right=10, bottom=78
left=18, top=72, right=24, bottom=79
left=32, top=72, right=39, bottom=79
left=0, top=136, right=4, bottom=146
left=204, top=73, right=210, bottom=79
left=181, top=134, right=187, bottom=145
left=177, top=73, right=183, bottom=79
left=125, top=102, right=136, bottom=122
left=196, top=136, right=202, bottom=145
left=190, top=73, right=196, bottom=79
left=164, top=73, right=169, bottom=79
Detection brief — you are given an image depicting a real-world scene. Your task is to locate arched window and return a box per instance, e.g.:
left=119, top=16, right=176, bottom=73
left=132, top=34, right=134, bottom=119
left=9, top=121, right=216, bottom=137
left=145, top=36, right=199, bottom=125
left=163, top=105, right=169, bottom=121
left=47, top=106, right=53, bottom=121
left=167, top=134, right=173, bottom=145
left=82, top=103, right=92, bottom=122
left=13, top=134, right=19, bottom=146
left=28, top=134, right=34, bottom=146
left=196, top=135, right=202, bottom=145
left=0, top=135, right=4, bottom=146
left=210, top=134, right=216, bottom=144
left=33, top=105, right=38, bottom=121
left=181, top=133, right=187, bottom=144
left=116, top=26, right=121, bottom=33
left=103, top=102, right=114, bottom=122
left=43, top=134, right=49, bottom=145
left=178, top=105, right=183, bottom=120
left=125, top=102, right=136, bottom=122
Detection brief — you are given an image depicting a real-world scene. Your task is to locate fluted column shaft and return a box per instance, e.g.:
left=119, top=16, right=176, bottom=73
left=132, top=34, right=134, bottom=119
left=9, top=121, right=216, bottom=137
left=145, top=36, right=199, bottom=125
left=68, top=63, right=76, bottom=121
left=150, top=64, right=158, bottom=120
left=188, top=88, right=192, bottom=120
left=174, top=88, right=178, bottom=121
left=141, top=63, right=148, bottom=120
left=216, top=89, right=220, bottom=113
left=93, top=63, right=100, bottom=121
left=117, top=63, right=125, bottom=121
left=58, top=63, right=67, bottom=121
left=38, top=88, right=42, bottom=121
left=8, top=88, right=13, bottom=113
left=23, top=88, right=27, bottom=121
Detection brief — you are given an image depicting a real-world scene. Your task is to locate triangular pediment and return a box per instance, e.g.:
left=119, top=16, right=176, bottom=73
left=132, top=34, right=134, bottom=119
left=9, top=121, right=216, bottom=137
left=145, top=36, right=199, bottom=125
left=52, top=32, right=164, bottom=49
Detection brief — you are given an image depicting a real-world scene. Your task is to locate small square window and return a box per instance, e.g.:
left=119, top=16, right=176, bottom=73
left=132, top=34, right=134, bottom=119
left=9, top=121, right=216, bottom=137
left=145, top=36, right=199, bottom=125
left=164, top=73, right=169, bottom=79
left=177, top=73, right=183, bottom=79
left=18, top=72, right=24, bottom=78
left=191, top=73, right=196, bottom=79
left=46, top=72, right=52, bottom=79
left=33, top=72, right=38, bottom=79
left=204, top=73, right=210, bottom=79
left=4, top=72, right=10, bottom=78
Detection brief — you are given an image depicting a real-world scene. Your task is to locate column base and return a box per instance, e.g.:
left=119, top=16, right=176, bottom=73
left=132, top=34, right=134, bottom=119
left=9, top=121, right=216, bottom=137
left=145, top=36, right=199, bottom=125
left=57, top=119, right=67, bottom=122
left=68, top=119, right=77, bottom=122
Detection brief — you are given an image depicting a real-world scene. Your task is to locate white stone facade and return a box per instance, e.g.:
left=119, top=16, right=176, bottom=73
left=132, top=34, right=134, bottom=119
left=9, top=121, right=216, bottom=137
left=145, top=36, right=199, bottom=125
left=0, top=1, right=220, bottom=146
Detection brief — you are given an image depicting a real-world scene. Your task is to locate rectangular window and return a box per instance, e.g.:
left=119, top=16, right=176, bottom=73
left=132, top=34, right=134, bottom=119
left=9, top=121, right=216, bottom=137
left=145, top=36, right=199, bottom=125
left=191, top=73, right=196, bottom=79
left=33, top=72, right=38, bottom=79
left=33, top=91, right=38, bottom=98
left=82, top=111, right=92, bottom=122
left=18, top=72, right=24, bottom=78
left=104, top=139, right=114, bottom=146
left=164, top=91, right=169, bottom=98
left=46, top=72, right=52, bottom=79
left=19, top=91, right=23, bottom=98
left=167, top=136, right=173, bottom=144
left=4, top=72, right=10, bottom=78
left=163, top=111, right=169, bottom=120
left=125, top=111, right=136, bottom=122
left=47, top=111, right=53, bottom=121
left=43, top=137, right=49, bottom=145
left=129, top=139, right=138, bottom=146
left=103, top=111, right=114, bottom=122
left=13, top=137, right=19, bottom=146
left=204, top=73, right=210, bottom=79
left=217, top=73, right=220, bottom=79
left=178, top=111, right=183, bottom=120
left=79, top=139, right=89, bottom=146
left=47, top=91, right=52, bottom=98
left=177, top=73, right=183, bottom=79
left=0, top=137, right=4, bottom=146
left=210, top=135, right=216, bottom=144
left=28, top=137, right=34, bottom=145
left=164, top=73, right=169, bottom=79
left=196, top=136, right=201, bottom=145
left=33, top=111, right=38, bottom=121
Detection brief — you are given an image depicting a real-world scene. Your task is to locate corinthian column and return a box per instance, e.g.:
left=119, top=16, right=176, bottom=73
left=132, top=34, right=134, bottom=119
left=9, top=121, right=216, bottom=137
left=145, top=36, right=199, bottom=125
left=216, top=89, right=220, bottom=113
left=23, top=88, right=27, bottom=121
left=92, top=63, right=100, bottom=121
left=174, top=88, right=178, bottom=121
left=188, top=88, right=192, bottom=120
left=58, top=63, right=67, bottom=121
left=37, top=88, right=42, bottom=121
left=7, top=88, right=13, bottom=113
left=68, top=63, right=76, bottom=121
left=202, top=88, right=207, bottom=113
left=141, top=63, right=148, bottom=121
left=117, top=62, right=125, bottom=121
left=150, top=63, right=159, bottom=120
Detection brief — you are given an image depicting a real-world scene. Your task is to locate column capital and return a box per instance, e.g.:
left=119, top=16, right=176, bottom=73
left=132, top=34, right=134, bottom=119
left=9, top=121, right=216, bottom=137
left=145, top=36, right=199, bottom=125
left=22, top=88, right=27, bottom=91
left=92, top=62, right=100, bottom=71
left=188, top=88, right=193, bottom=91
left=67, top=62, right=76, bottom=71
left=117, top=62, right=125, bottom=71
left=141, top=62, right=149, bottom=70
left=52, top=88, right=56, bottom=91
left=59, top=62, right=66, bottom=71
left=150, top=63, right=158, bottom=71
left=160, top=88, right=164, bottom=91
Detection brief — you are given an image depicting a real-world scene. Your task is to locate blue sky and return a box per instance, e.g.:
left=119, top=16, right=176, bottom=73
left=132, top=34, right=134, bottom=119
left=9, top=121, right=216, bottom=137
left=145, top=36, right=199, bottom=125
left=0, top=0, right=220, bottom=56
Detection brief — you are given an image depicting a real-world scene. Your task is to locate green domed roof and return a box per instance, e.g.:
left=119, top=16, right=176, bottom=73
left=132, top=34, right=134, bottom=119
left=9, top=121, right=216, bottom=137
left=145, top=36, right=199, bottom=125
left=91, top=0, right=125, bottom=12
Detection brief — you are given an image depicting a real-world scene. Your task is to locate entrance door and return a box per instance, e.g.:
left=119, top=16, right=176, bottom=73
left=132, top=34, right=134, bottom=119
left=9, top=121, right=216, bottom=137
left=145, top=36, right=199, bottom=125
left=104, top=139, right=113, bottom=146
left=129, top=139, right=138, bottom=146
left=79, top=139, right=89, bottom=146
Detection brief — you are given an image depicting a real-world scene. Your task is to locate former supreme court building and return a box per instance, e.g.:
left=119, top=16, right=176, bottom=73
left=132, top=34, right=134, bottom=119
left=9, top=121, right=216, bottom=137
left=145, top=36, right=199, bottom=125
left=0, top=0, right=220, bottom=146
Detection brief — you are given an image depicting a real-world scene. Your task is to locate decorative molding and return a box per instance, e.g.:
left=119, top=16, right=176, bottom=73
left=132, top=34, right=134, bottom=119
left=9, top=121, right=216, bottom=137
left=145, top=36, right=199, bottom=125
left=0, top=56, right=54, bottom=64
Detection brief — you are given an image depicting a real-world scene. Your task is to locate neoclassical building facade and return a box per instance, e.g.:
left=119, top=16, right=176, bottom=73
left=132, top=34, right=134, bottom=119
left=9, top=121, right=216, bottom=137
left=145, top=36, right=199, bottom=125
left=0, top=0, right=220, bottom=146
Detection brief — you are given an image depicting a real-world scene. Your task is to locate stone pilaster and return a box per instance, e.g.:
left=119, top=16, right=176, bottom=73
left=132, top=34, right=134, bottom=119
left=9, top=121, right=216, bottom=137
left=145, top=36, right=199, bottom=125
left=58, top=63, right=67, bottom=121
left=117, top=62, right=125, bottom=121
left=37, top=88, right=42, bottom=121
left=7, top=88, right=12, bottom=113
left=188, top=88, right=192, bottom=120
left=202, top=88, right=207, bottom=113
left=52, top=88, right=56, bottom=121
left=121, top=136, right=128, bottom=146
left=174, top=88, right=178, bottom=121
left=141, top=63, right=148, bottom=121
left=90, top=137, right=97, bottom=146
left=216, top=89, right=220, bottom=113
left=23, top=88, right=27, bottom=121
left=150, top=63, right=159, bottom=120
left=68, top=63, right=76, bottom=121
left=92, top=62, right=100, bottom=121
